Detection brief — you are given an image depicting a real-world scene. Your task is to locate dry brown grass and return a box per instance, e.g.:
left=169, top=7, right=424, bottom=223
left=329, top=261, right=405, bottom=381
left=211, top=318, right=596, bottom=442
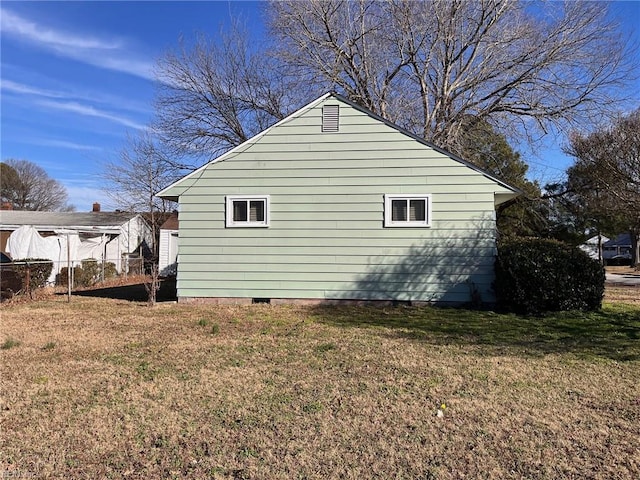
left=606, top=266, right=639, bottom=275
left=605, top=285, right=640, bottom=305
left=1, top=296, right=639, bottom=479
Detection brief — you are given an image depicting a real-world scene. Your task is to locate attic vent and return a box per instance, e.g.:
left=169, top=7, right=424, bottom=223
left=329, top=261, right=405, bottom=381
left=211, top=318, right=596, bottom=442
left=322, top=105, right=339, bottom=132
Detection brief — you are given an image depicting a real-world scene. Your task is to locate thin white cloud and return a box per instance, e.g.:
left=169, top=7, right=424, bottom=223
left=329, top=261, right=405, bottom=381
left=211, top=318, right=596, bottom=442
left=38, top=99, right=147, bottom=130
left=1, top=79, right=67, bottom=98
left=1, top=8, right=122, bottom=50
left=1, top=78, right=153, bottom=115
left=0, top=8, right=155, bottom=81
left=34, top=139, right=103, bottom=152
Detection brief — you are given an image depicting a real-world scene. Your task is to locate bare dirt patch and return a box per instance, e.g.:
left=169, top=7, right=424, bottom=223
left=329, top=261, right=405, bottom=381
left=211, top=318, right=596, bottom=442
left=1, top=298, right=639, bottom=479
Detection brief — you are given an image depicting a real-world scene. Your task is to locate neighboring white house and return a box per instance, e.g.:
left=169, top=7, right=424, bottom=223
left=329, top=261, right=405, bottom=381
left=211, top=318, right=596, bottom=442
left=0, top=209, right=152, bottom=283
left=158, top=214, right=179, bottom=277
left=157, top=92, right=520, bottom=305
left=579, top=235, right=610, bottom=261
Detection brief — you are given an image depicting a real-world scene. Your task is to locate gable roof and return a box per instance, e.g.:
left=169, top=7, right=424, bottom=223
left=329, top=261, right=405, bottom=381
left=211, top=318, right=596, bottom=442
left=0, top=210, right=144, bottom=234
left=159, top=213, right=179, bottom=230
left=604, top=233, right=632, bottom=247
left=157, top=92, right=521, bottom=202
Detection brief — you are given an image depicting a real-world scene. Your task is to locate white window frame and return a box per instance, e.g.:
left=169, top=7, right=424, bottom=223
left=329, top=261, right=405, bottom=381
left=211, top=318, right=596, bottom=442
left=226, top=195, right=270, bottom=228
left=384, top=194, right=432, bottom=227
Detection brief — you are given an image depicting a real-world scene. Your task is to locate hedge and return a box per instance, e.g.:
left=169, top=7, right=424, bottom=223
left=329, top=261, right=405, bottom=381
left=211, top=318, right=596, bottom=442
left=12, top=258, right=53, bottom=293
left=495, top=238, right=605, bottom=314
left=57, top=261, right=118, bottom=288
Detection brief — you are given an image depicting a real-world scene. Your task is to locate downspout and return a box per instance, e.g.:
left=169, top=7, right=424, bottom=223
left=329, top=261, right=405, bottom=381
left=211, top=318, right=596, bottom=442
left=101, top=234, right=106, bottom=282
left=67, top=233, right=71, bottom=303
left=126, top=220, right=131, bottom=277
left=103, top=234, right=118, bottom=280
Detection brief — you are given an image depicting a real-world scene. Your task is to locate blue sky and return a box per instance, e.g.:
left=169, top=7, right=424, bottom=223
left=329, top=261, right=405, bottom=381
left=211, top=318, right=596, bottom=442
left=1, top=1, right=262, bottom=210
left=1, top=1, right=639, bottom=211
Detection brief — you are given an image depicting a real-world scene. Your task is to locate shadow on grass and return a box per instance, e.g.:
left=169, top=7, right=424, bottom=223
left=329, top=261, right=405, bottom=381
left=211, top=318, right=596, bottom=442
left=310, top=304, right=640, bottom=361
left=68, top=277, right=177, bottom=303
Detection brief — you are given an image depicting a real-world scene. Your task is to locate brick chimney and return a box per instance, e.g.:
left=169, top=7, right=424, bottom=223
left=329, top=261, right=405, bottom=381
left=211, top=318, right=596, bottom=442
left=92, top=202, right=101, bottom=212
left=1, top=202, right=13, bottom=210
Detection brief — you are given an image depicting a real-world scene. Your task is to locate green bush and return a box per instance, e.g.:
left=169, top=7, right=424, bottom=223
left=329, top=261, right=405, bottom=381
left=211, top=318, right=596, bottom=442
left=12, top=258, right=53, bottom=292
left=57, top=266, right=83, bottom=287
left=79, top=259, right=100, bottom=286
left=57, top=267, right=71, bottom=286
left=58, top=261, right=119, bottom=287
left=495, top=238, right=605, bottom=314
left=103, top=262, right=118, bottom=280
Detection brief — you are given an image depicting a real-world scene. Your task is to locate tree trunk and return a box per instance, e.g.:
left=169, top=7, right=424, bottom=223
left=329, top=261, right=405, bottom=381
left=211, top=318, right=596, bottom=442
left=632, top=230, right=640, bottom=270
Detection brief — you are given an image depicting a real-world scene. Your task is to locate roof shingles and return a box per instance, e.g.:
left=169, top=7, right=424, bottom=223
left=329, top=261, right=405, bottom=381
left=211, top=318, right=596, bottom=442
left=0, top=211, right=141, bottom=229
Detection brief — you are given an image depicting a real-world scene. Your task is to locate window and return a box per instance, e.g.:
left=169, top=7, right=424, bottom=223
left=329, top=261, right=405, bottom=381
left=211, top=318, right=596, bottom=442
left=226, top=195, right=270, bottom=227
left=384, top=194, right=432, bottom=227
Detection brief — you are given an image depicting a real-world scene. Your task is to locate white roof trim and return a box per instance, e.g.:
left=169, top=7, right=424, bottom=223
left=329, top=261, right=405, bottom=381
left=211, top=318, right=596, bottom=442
left=157, top=92, right=334, bottom=198
left=157, top=91, right=521, bottom=199
left=1, top=224, right=122, bottom=234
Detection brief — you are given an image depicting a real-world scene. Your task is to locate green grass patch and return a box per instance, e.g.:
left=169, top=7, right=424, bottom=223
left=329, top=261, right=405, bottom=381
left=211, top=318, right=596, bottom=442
left=310, top=304, right=640, bottom=361
left=1, top=337, right=21, bottom=350
left=314, top=342, right=337, bottom=353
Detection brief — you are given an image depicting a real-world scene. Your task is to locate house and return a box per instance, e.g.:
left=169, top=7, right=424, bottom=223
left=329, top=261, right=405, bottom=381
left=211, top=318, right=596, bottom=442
left=158, top=213, right=179, bottom=277
left=157, top=92, right=520, bottom=305
left=0, top=208, right=152, bottom=283
left=603, top=233, right=633, bottom=264
left=579, top=235, right=610, bottom=261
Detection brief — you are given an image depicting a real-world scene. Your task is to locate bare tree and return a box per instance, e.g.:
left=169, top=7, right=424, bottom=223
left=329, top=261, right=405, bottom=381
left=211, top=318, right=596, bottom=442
left=102, top=132, right=181, bottom=305
left=1, top=159, right=73, bottom=211
left=268, top=1, right=408, bottom=119
left=269, top=0, right=637, bottom=154
left=102, top=132, right=180, bottom=217
left=155, top=20, right=303, bottom=162
left=154, top=0, right=636, bottom=190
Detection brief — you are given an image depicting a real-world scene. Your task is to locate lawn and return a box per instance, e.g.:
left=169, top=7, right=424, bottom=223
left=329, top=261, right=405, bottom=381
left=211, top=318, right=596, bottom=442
left=1, top=294, right=639, bottom=479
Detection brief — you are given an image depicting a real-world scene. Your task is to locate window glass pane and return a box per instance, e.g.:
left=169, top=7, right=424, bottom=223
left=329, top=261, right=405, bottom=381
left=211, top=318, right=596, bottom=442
left=410, top=199, right=426, bottom=221
left=391, top=199, right=407, bottom=221
left=233, top=200, right=247, bottom=222
left=249, top=200, right=265, bottom=222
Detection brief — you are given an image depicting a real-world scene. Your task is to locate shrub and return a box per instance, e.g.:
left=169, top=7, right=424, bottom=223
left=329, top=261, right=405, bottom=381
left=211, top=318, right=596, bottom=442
left=103, top=262, right=118, bottom=280
left=59, top=266, right=90, bottom=287
left=12, top=258, right=53, bottom=292
left=57, top=266, right=80, bottom=287
left=495, top=238, right=605, bottom=314
left=58, top=261, right=119, bottom=287
left=79, top=259, right=101, bottom=286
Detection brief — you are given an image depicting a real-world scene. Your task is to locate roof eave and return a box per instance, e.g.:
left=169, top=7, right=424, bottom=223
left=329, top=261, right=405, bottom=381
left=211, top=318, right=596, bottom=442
left=329, top=92, right=522, bottom=196
left=157, top=91, right=523, bottom=199
left=0, top=224, right=123, bottom=234
left=156, top=92, right=335, bottom=200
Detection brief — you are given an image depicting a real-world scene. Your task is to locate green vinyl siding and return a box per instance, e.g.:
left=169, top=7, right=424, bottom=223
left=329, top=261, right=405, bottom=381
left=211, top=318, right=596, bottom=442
left=162, top=95, right=517, bottom=304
